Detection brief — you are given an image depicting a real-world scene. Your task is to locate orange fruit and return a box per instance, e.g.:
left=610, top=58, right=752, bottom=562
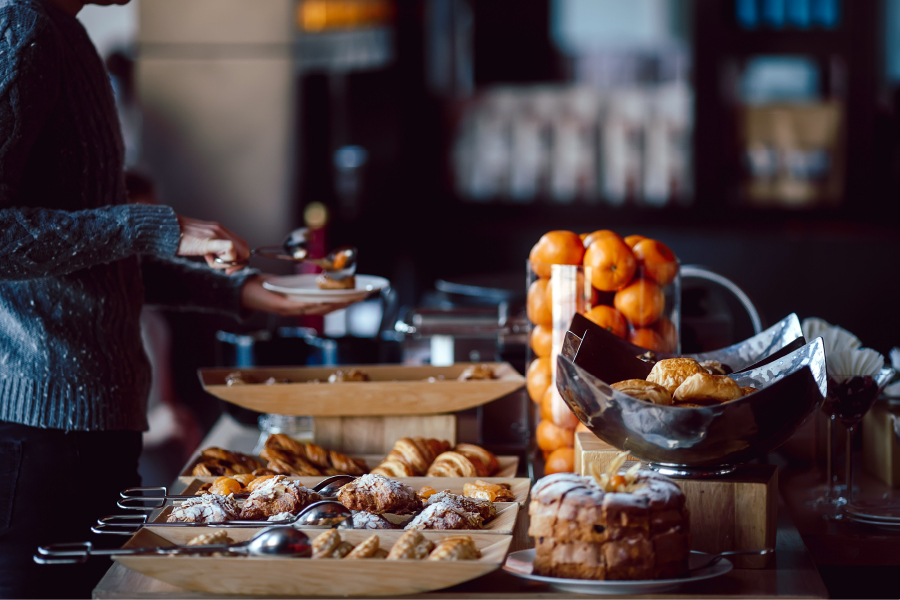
left=578, top=233, right=590, bottom=242
left=544, top=447, right=575, bottom=475
left=582, top=229, right=623, bottom=250
left=629, top=327, right=667, bottom=352
left=546, top=269, right=596, bottom=316
left=583, top=236, right=637, bottom=292
left=526, top=278, right=552, bottom=326
left=541, top=387, right=579, bottom=430
left=529, top=231, right=585, bottom=278
left=624, top=234, right=647, bottom=248
left=654, top=316, right=678, bottom=352
left=614, top=278, right=665, bottom=327
left=583, top=305, right=628, bottom=339
left=632, top=239, right=679, bottom=287
left=526, top=357, right=552, bottom=403
left=530, top=324, right=552, bottom=357
left=536, top=419, right=575, bottom=452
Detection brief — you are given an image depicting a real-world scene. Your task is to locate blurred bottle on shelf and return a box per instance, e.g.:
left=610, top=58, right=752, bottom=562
left=736, top=0, right=839, bottom=29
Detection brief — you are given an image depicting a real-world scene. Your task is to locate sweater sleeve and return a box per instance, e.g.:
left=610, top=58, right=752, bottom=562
left=141, top=255, right=257, bottom=318
left=0, top=4, right=181, bottom=282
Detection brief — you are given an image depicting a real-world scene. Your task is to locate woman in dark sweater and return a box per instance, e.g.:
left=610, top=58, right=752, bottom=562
left=0, top=0, right=343, bottom=596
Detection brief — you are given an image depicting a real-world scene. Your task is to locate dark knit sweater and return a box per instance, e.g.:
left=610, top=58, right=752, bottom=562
left=0, top=0, right=252, bottom=431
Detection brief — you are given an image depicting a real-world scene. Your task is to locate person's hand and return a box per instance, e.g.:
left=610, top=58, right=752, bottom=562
left=176, top=215, right=250, bottom=275
left=240, top=274, right=353, bottom=317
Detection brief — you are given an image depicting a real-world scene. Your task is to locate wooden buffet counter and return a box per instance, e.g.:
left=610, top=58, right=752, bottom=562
left=93, top=416, right=829, bottom=599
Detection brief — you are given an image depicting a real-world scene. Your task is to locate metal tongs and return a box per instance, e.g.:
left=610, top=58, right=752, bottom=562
left=214, top=227, right=358, bottom=280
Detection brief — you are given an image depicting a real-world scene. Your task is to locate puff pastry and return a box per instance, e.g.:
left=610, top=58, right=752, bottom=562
left=647, top=358, right=705, bottom=394
left=208, top=476, right=243, bottom=497
left=404, top=501, right=484, bottom=531
left=386, top=531, right=435, bottom=560
left=238, top=475, right=322, bottom=520
left=673, top=373, right=742, bottom=404
left=312, top=529, right=341, bottom=558
left=186, top=530, right=234, bottom=546
left=427, top=536, right=482, bottom=561
left=611, top=379, right=673, bottom=405
left=167, top=495, right=239, bottom=523
left=425, top=492, right=496, bottom=522
left=699, top=360, right=731, bottom=376
left=454, top=443, right=499, bottom=477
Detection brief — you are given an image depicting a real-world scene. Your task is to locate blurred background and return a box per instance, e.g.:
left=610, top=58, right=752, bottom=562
left=79, top=0, right=900, bottom=478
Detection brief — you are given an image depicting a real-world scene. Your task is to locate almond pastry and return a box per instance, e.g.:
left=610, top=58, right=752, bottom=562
left=611, top=379, right=673, bottom=406
left=167, top=494, right=239, bottom=523
left=404, top=500, right=484, bottom=531
left=426, top=451, right=478, bottom=477
left=424, top=491, right=496, bottom=522
left=312, top=530, right=341, bottom=558
left=350, top=511, right=396, bottom=530
left=337, top=474, right=421, bottom=515
left=386, top=530, right=434, bottom=560
left=646, top=358, right=705, bottom=395
left=673, top=373, right=742, bottom=405
left=239, top=475, right=322, bottom=520
left=344, top=534, right=380, bottom=559
left=247, top=475, right=275, bottom=492
left=427, top=536, right=481, bottom=561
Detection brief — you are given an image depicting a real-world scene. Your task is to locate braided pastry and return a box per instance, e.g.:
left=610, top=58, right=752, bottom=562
left=264, top=433, right=306, bottom=455
left=426, top=451, right=478, bottom=477
left=261, top=435, right=370, bottom=476
left=303, top=443, right=330, bottom=469
left=328, top=451, right=368, bottom=475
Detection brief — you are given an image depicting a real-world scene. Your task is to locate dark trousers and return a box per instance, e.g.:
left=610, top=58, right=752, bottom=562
left=0, top=421, right=142, bottom=599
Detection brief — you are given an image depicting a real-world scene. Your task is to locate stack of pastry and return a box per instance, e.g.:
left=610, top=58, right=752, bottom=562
left=370, top=438, right=500, bottom=478
left=191, top=447, right=265, bottom=477
left=310, top=530, right=481, bottom=561
left=260, top=433, right=369, bottom=476
left=528, top=453, right=690, bottom=581
left=612, top=357, right=757, bottom=408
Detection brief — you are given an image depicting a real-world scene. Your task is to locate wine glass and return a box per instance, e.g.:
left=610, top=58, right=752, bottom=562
left=824, top=368, right=896, bottom=519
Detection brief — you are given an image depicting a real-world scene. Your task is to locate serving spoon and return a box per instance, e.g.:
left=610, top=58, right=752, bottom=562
left=34, top=526, right=312, bottom=565
left=214, top=227, right=358, bottom=280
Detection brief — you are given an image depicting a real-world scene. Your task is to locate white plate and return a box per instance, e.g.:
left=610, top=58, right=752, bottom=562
left=262, top=274, right=389, bottom=303
left=503, top=549, right=732, bottom=595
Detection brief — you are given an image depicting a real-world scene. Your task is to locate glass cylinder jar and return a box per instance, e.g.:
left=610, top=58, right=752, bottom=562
left=526, top=259, right=681, bottom=473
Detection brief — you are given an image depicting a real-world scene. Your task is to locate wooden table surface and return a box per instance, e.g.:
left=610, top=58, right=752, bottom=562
left=93, top=416, right=829, bottom=599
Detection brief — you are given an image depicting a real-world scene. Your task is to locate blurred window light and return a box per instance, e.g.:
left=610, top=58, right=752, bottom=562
left=551, top=0, right=688, bottom=53
left=888, top=0, right=900, bottom=84
left=298, top=0, right=395, bottom=33
left=740, top=56, right=820, bottom=104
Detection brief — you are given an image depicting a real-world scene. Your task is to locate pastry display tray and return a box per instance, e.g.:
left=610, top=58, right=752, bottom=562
left=114, top=527, right=512, bottom=597
left=197, top=362, right=525, bottom=416
left=179, top=476, right=531, bottom=506
left=179, top=454, right=521, bottom=480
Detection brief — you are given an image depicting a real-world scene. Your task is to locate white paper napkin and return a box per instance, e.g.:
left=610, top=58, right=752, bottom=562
left=884, top=347, right=900, bottom=397
left=801, top=317, right=862, bottom=356
left=828, top=348, right=884, bottom=383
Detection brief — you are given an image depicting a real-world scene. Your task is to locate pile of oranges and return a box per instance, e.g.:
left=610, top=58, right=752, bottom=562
left=526, top=230, right=680, bottom=474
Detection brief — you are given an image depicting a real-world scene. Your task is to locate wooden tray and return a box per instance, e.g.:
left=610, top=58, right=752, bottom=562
left=179, top=476, right=531, bottom=505
left=179, top=454, right=521, bottom=480
left=151, top=501, right=520, bottom=535
left=197, top=362, right=525, bottom=416
left=115, top=527, right=512, bottom=596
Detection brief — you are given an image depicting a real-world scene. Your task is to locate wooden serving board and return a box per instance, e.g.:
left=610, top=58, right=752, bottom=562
left=151, top=501, right=520, bottom=535
left=198, top=362, right=525, bottom=417
left=115, top=527, right=512, bottom=597
left=574, top=432, right=777, bottom=569
left=180, top=454, right=520, bottom=480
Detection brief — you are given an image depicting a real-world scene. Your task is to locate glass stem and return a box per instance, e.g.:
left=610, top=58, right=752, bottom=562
left=845, top=424, right=855, bottom=505
left=825, top=416, right=834, bottom=496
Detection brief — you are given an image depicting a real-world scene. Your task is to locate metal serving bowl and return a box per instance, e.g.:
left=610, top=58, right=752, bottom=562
left=557, top=319, right=827, bottom=476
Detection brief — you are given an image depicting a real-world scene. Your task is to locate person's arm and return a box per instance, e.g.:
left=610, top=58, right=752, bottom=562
left=0, top=7, right=186, bottom=280
left=142, top=258, right=353, bottom=318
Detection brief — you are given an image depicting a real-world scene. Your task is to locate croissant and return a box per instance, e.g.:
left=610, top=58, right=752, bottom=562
left=426, top=451, right=478, bottom=477
left=384, top=438, right=432, bottom=475
left=371, top=459, right=417, bottom=477
left=454, top=444, right=499, bottom=477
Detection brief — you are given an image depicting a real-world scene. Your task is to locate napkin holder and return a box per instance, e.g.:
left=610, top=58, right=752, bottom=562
left=574, top=431, right=777, bottom=569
